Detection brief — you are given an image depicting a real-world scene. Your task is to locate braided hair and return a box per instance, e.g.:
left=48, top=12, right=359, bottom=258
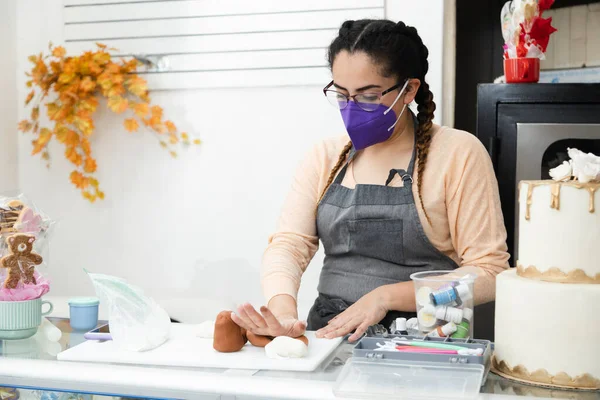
left=318, top=19, right=436, bottom=223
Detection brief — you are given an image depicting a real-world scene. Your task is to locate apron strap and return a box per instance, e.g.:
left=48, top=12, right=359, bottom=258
left=384, top=112, right=419, bottom=186
left=385, top=169, right=413, bottom=187
left=332, top=149, right=357, bottom=185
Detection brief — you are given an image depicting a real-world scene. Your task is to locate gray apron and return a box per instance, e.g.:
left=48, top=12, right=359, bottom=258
left=307, top=117, right=459, bottom=331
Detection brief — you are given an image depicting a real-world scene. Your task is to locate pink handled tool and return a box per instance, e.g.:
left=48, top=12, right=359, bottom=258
left=395, top=346, right=458, bottom=354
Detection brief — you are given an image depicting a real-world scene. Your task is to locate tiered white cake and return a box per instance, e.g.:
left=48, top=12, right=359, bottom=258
left=493, top=179, right=600, bottom=390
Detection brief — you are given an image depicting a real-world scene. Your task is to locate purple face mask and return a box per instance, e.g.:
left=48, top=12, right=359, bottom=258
left=340, top=81, right=409, bottom=150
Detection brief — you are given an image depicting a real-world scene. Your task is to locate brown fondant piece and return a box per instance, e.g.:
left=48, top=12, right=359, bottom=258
left=212, top=311, right=247, bottom=353
left=246, top=332, right=310, bottom=348
left=246, top=332, right=274, bottom=347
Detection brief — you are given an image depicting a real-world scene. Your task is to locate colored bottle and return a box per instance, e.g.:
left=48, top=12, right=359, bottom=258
left=394, top=317, right=408, bottom=335
left=450, top=308, right=474, bottom=339
left=417, top=308, right=437, bottom=329
left=422, top=304, right=464, bottom=324
left=429, top=286, right=456, bottom=306
left=430, top=283, right=471, bottom=306
left=441, top=306, right=463, bottom=324
left=427, top=322, right=457, bottom=338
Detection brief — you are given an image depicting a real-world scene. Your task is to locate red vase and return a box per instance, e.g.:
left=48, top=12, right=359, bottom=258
left=504, top=58, right=540, bottom=83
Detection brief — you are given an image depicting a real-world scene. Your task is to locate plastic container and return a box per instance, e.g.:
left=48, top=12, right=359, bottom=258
left=334, top=358, right=484, bottom=399
left=334, top=334, right=491, bottom=398
left=68, top=297, right=99, bottom=331
left=352, top=335, right=492, bottom=369
left=410, top=271, right=475, bottom=338
left=504, top=57, right=540, bottom=83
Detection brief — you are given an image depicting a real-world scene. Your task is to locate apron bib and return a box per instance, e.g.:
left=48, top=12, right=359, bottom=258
left=307, top=116, right=459, bottom=331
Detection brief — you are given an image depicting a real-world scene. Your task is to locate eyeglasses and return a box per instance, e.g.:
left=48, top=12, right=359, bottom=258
left=323, top=80, right=405, bottom=112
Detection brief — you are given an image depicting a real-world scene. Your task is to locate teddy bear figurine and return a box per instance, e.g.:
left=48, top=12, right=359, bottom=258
left=1, top=234, right=43, bottom=289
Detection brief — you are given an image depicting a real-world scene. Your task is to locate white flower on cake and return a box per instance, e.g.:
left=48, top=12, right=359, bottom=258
left=548, top=160, right=572, bottom=181
left=577, top=163, right=600, bottom=183
left=568, top=148, right=600, bottom=183
left=548, top=148, right=600, bottom=183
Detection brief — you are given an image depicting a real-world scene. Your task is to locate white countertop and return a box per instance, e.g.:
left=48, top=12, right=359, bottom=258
left=0, top=314, right=583, bottom=399
left=0, top=357, right=547, bottom=400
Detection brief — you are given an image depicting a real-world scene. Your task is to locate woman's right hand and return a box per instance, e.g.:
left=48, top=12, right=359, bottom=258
left=231, top=303, right=307, bottom=338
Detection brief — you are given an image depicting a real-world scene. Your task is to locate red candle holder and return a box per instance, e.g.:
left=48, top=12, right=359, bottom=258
left=504, top=58, right=540, bottom=83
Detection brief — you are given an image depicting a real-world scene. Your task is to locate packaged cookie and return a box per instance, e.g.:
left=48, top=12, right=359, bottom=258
left=0, top=194, right=55, bottom=301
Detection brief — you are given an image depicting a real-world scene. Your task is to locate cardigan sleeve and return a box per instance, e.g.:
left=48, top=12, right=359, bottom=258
left=443, top=133, right=510, bottom=304
left=261, top=143, right=326, bottom=303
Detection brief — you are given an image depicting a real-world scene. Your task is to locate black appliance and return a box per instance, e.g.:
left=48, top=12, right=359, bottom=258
left=473, top=83, right=600, bottom=341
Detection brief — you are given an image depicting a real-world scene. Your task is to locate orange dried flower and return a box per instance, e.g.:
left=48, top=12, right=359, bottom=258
left=133, top=102, right=149, bottom=118
left=52, top=46, right=66, bottom=58
left=20, top=43, right=200, bottom=202
left=124, top=118, right=139, bottom=132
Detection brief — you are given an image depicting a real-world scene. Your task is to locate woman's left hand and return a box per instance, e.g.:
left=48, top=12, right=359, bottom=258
left=315, top=286, right=390, bottom=342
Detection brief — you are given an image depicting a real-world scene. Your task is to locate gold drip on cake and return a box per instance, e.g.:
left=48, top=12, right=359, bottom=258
left=550, top=182, right=561, bottom=210
left=520, top=181, right=600, bottom=220
left=524, top=182, right=538, bottom=221
left=588, top=186, right=597, bottom=213
left=492, top=356, right=600, bottom=390
left=517, top=264, right=600, bottom=284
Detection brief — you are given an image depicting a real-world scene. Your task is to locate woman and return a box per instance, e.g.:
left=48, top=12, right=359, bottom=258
left=232, top=19, right=509, bottom=342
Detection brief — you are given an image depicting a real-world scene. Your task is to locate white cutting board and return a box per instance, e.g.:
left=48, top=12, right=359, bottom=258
left=57, top=324, right=343, bottom=372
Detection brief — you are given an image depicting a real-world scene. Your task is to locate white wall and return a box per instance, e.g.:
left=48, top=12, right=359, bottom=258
left=443, top=0, right=456, bottom=128
left=0, top=0, right=18, bottom=195
left=543, top=4, right=600, bottom=70
left=386, top=0, right=447, bottom=124
left=16, top=0, right=447, bottom=322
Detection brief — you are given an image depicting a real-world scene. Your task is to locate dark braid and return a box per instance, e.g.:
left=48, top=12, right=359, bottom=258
left=326, top=19, right=436, bottom=224
left=398, top=22, right=436, bottom=224
left=414, top=81, right=436, bottom=224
